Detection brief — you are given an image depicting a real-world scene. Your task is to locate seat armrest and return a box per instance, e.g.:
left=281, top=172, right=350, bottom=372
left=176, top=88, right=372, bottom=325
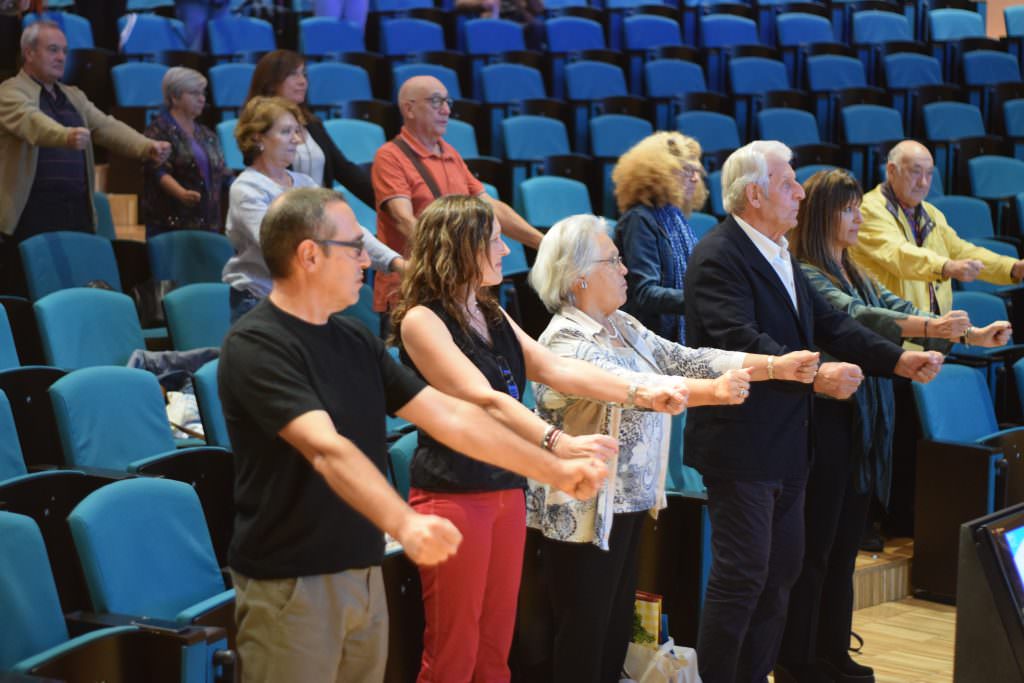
left=978, top=426, right=1024, bottom=450
left=176, top=589, right=236, bottom=625
left=129, top=445, right=232, bottom=474
left=12, top=625, right=138, bottom=674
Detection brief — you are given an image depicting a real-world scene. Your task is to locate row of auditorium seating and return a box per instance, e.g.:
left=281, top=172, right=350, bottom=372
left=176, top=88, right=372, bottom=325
left=69, top=9, right=1024, bottom=101
left=35, top=0, right=1024, bottom=61
left=38, top=4, right=1024, bottom=119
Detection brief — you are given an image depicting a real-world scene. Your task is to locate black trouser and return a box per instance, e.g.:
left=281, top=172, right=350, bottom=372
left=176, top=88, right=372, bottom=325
left=779, top=399, right=871, bottom=675
left=540, top=510, right=646, bottom=683
left=697, top=472, right=808, bottom=683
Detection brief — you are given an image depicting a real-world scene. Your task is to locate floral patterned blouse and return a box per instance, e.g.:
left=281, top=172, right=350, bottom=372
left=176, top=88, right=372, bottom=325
left=526, top=306, right=744, bottom=549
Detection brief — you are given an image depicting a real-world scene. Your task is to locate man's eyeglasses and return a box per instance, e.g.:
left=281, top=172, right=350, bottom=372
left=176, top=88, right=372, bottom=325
left=316, top=238, right=366, bottom=257
left=412, top=95, right=454, bottom=111
left=595, top=255, right=625, bottom=267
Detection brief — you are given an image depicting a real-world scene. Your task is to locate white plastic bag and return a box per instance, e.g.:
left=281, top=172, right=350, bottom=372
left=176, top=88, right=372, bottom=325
left=623, top=639, right=701, bottom=683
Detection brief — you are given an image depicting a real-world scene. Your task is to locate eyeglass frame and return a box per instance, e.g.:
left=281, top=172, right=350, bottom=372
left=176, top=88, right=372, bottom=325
left=314, top=237, right=366, bottom=257
left=409, top=95, right=454, bottom=111
left=594, top=255, right=625, bottom=267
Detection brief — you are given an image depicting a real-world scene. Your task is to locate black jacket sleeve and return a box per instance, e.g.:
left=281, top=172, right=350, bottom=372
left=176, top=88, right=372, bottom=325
left=305, top=117, right=376, bottom=207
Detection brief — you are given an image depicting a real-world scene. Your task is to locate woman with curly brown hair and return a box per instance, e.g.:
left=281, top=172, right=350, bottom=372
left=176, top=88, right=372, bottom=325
left=612, top=132, right=709, bottom=344
left=391, top=194, right=693, bottom=683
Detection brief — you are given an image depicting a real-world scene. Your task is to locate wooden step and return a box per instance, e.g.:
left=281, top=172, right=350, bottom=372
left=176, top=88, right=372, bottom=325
left=853, top=537, right=913, bottom=610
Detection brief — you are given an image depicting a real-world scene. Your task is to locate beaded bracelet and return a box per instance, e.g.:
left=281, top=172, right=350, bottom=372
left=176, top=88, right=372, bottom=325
left=542, top=425, right=562, bottom=451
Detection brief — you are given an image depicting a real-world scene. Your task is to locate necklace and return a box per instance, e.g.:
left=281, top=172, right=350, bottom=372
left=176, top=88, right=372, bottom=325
left=467, top=302, right=490, bottom=340
left=603, top=321, right=620, bottom=340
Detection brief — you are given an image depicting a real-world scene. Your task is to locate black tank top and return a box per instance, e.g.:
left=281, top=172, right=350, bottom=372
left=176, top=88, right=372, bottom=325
left=401, top=301, right=528, bottom=492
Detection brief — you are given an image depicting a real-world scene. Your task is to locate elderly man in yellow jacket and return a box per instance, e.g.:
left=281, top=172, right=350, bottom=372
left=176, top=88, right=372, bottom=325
left=851, top=140, right=1024, bottom=317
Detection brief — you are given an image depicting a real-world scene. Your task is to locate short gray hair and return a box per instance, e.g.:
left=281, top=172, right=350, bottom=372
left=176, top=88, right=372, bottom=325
left=529, top=214, right=612, bottom=313
left=261, top=187, right=346, bottom=279
left=20, top=19, right=61, bottom=53
left=162, top=66, right=207, bottom=108
left=721, top=140, right=793, bottom=214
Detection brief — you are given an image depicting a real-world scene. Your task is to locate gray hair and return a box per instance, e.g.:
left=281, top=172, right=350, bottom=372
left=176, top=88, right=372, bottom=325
left=529, top=214, right=612, bottom=313
left=162, top=66, right=207, bottom=108
left=20, top=19, right=61, bottom=53
left=721, top=140, right=793, bottom=214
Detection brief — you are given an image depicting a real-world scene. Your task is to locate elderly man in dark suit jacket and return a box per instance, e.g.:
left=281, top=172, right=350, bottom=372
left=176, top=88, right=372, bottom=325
left=683, top=140, right=943, bottom=683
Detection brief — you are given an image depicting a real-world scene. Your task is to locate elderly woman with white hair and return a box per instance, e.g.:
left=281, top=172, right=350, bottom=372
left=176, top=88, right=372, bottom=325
left=142, top=66, right=230, bottom=237
left=527, top=214, right=820, bottom=683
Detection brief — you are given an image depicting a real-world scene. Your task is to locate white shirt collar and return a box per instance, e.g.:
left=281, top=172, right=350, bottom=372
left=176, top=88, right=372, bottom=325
left=732, top=214, right=799, bottom=310
left=733, top=214, right=791, bottom=262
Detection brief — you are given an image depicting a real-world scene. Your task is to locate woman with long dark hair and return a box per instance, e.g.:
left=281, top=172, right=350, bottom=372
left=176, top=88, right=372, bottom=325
left=246, top=49, right=376, bottom=209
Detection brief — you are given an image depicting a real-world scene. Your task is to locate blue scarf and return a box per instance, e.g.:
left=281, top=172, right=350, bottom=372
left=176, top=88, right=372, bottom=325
left=652, top=205, right=697, bottom=343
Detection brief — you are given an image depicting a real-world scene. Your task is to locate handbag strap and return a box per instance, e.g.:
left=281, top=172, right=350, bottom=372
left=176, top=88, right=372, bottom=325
left=393, top=137, right=443, bottom=200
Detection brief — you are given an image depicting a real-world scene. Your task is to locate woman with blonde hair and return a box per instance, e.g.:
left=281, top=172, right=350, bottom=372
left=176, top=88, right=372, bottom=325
left=612, top=131, right=709, bottom=344
left=391, top=195, right=695, bottom=683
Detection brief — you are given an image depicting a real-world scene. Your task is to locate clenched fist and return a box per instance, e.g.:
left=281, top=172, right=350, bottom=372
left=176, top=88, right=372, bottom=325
left=713, top=368, right=751, bottom=405
left=813, top=362, right=864, bottom=399
left=66, top=127, right=90, bottom=150
left=554, top=457, right=608, bottom=501
left=396, top=512, right=462, bottom=566
left=774, top=350, right=820, bottom=383
left=894, top=350, right=943, bottom=384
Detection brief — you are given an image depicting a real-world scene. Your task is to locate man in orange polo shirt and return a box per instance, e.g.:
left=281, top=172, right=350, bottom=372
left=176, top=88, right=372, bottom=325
left=371, top=75, right=543, bottom=311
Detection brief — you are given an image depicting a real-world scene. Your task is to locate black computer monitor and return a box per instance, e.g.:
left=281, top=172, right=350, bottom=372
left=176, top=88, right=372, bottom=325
left=959, top=503, right=1024, bottom=680
left=986, top=509, right=1024, bottom=625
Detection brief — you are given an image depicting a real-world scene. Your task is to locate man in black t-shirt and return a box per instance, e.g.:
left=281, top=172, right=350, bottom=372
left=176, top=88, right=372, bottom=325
left=218, top=187, right=608, bottom=683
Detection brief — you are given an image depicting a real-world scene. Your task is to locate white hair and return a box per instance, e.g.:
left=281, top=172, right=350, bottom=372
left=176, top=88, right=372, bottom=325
left=162, top=66, right=207, bottom=108
left=721, top=140, right=793, bottom=214
left=529, top=214, right=612, bottom=313
left=20, top=19, right=61, bottom=53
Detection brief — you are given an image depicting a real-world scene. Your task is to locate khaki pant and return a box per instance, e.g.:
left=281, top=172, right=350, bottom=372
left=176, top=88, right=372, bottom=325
left=231, top=567, right=388, bottom=683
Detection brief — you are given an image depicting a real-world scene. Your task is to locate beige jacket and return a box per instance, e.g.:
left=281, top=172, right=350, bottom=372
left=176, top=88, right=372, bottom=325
left=0, top=70, right=152, bottom=236
left=850, top=182, right=1017, bottom=314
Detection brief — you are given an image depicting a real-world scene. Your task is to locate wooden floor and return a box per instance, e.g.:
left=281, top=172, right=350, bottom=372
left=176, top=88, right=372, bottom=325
left=850, top=598, right=956, bottom=683
left=765, top=539, right=957, bottom=683
left=766, top=599, right=956, bottom=683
